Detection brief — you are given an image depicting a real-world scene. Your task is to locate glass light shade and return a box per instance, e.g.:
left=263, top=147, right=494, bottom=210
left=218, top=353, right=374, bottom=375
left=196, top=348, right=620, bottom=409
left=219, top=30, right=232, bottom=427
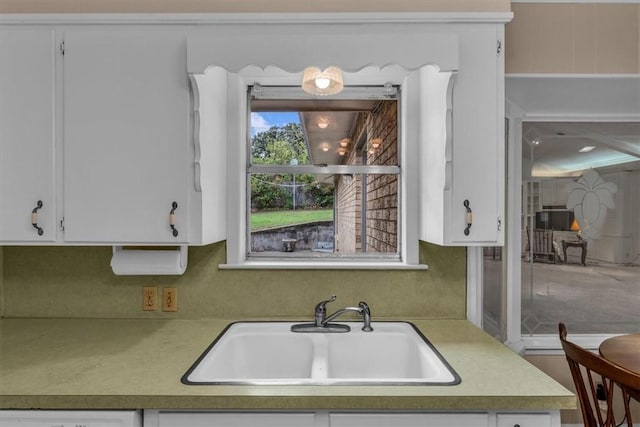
left=338, top=148, right=347, bottom=156
left=315, top=77, right=330, bottom=89
left=339, top=138, right=351, bottom=147
left=370, top=138, right=382, bottom=149
left=302, top=66, right=344, bottom=96
left=321, top=143, right=330, bottom=152
left=317, top=118, right=329, bottom=129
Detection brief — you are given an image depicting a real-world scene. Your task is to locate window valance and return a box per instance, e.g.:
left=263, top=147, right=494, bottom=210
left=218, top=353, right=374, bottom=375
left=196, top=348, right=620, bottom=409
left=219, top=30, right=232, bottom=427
left=187, top=25, right=458, bottom=74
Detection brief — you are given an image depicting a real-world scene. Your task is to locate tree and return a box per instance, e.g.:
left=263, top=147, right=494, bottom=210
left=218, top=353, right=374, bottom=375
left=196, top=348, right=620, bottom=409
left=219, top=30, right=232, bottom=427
left=251, top=123, right=308, bottom=164
left=250, top=122, right=334, bottom=210
left=250, top=174, right=289, bottom=210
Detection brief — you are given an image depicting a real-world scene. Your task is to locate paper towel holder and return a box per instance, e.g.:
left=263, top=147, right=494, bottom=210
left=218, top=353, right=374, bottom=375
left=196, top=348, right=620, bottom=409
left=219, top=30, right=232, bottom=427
left=110, top=245, right=188, bottom=275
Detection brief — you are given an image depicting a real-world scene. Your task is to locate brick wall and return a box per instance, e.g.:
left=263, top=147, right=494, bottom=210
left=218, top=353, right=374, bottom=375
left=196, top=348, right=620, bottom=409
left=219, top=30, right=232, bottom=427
left=335, top=101, right=398, bottom=254
left=335, top=173, right=361, bottom=253
left=365, top=101, right=398, bottom=253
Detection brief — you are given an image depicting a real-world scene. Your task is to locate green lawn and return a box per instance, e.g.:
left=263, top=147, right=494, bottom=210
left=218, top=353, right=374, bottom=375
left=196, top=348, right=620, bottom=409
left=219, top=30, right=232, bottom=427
left=251, top=209, right=333, bottom=231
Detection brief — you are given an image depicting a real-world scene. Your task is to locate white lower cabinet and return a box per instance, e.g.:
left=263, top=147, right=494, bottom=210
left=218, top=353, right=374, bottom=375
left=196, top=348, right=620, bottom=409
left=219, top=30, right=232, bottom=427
left=329, top=412, right=488, bottom=427
left=495, top=413, right=553, bottom=427
left=0, top=410, right=141, bottom=427
left=144, top=410, right=559, bottom=427
left=152, top=412, right=316, bottom=427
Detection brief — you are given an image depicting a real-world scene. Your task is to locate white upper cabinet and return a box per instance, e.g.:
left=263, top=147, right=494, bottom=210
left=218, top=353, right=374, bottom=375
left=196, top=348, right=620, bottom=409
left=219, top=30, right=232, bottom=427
left=418, top=26, right=505, bottom=246
left=1, top=15, right=508, bottom=250
left=0, top=29, right=57, bottom=243
left=63, top=30, right=190, bottom=243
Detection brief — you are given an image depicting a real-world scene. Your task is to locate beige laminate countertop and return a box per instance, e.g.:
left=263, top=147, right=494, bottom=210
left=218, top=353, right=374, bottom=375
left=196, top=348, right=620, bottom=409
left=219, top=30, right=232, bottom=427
left=0, top=318, right=575, bottom=410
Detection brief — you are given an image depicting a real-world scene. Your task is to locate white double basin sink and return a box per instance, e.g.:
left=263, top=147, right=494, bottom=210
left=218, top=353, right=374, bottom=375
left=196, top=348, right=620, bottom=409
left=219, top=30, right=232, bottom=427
left=182, top=321, right=460, bottom=386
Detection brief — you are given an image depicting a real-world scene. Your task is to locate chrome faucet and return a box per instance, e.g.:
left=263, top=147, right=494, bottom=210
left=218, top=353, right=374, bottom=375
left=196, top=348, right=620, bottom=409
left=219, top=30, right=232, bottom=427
left=291, top=295, right=373, bottom=333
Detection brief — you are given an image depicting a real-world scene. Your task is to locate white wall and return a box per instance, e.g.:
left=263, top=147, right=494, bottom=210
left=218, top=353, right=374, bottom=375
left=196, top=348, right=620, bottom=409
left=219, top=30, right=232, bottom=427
left=589, top=170, right=635, bottom=264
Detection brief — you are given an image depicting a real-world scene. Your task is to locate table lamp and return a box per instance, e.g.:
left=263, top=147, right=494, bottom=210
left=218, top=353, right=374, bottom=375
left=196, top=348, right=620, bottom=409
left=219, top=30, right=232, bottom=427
left=570, top=218, right=582, bottom=240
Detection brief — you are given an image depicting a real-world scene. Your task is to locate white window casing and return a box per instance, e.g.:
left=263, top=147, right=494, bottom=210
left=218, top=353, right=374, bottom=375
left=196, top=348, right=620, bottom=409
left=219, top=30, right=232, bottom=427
left=186, top=23, right=463, bottom=269
left=183, top=14, right=511, bottom=268
left=505, top=74, right=640, bottom=353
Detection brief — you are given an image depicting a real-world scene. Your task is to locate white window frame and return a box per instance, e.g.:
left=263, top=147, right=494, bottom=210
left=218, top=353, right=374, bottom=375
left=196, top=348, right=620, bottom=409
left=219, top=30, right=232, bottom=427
left=477, top=74, right=640, bottom=354
left=220, top=68, right=424, bottom=270
left=184, top=16, right=469, bottom=270
left=510, top=113, right=635, bottom=355
left=246, top=85, right=403, bottom=262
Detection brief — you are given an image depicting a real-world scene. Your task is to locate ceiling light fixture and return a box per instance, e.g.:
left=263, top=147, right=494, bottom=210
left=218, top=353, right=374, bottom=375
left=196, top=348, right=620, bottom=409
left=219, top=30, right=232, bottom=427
left=302, top=66, right=344, bottom=96
left=321, top=143, right=330, bottom=152
left=339, top=138, right=351, bottom=148
left=338, top=148, right=347, bottom=156
left=367, top=138, right=382, bottom=155
left=579, top=146, right=596, bottom=153
left=317, top=117, right=329, bottom=129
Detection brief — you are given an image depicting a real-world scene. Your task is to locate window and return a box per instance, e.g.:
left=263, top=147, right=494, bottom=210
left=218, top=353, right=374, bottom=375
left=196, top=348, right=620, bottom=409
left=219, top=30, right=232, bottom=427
left=211, top=65, right=427, bottom=269
left=519, top=121, right=640, bottom=337
left=485, top=76, right=640, bottom=352
left=186, top=21, right=467, bottom=269
left=247, top=85, right=401, bottom=261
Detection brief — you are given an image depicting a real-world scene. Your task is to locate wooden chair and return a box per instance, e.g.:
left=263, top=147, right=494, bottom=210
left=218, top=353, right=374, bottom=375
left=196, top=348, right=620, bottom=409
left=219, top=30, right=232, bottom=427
left=559, top=323, right=640, bottom=427
left=527, top=227, right=559, bottom=263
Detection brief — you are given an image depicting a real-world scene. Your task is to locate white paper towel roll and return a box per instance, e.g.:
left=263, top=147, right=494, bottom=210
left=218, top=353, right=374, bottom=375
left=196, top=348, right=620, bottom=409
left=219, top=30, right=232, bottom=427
left=110, top=246, right=188, bottom=275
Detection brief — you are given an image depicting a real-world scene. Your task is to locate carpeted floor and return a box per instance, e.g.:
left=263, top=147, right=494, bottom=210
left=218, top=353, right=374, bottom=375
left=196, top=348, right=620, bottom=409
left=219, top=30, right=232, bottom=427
left=483, top=252, right=640, bottom=336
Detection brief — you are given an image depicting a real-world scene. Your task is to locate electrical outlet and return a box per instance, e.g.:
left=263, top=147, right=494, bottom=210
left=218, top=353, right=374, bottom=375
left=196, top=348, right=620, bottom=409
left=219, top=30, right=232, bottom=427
left=142, top=287, right=158, bottom=311
left=162, top=287, right=178, bottom=312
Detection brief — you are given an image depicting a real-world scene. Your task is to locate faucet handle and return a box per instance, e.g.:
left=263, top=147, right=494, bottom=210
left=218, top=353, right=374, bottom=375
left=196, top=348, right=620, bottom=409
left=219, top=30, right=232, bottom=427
left=358, top=301, right=370, bottom=313
left=315, top=295, right=337, bottom=312
left=314, top=295, right=337, bottom=326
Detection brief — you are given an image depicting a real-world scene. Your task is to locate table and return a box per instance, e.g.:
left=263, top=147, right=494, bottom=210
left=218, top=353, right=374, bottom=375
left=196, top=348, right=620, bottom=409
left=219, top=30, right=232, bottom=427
left=562, top=240, right=587, bottom=265
left=600, top=334, right=640, bottom=374
left=599, top=334, right=640, bottom=401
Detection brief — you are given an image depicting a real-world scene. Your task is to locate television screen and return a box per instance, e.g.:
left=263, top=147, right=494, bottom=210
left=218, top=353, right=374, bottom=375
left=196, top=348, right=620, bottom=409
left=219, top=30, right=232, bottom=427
left=535, top=210, right=574, bottom=231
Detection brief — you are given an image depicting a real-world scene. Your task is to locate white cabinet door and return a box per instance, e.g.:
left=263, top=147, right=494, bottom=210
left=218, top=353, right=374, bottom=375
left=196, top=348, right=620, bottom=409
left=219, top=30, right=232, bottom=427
left=541, top=181, right=556, bottom=207
left=154, top=412, right=316, bottom=427
left=418, top=26, right=505, bottom=246
left=496, top=413, right=553, bottom=427
left=63, top=30, right=189, bottom=243
left=448, top=28, right=503, bottom=245
left=0, top=29, right=57, bottom=242
left=0, top=410, right=141, bottom=427
left=329, top=413, right=489, bottom=427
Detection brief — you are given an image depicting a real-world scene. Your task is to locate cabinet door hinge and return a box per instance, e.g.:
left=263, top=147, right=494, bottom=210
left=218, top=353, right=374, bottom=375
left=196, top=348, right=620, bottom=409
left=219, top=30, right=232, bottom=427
left=497, top=40, right=502, bottom=55
left=58, top=41, right=65, bottom=56
left=60, top=217, right=65, bottom=231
